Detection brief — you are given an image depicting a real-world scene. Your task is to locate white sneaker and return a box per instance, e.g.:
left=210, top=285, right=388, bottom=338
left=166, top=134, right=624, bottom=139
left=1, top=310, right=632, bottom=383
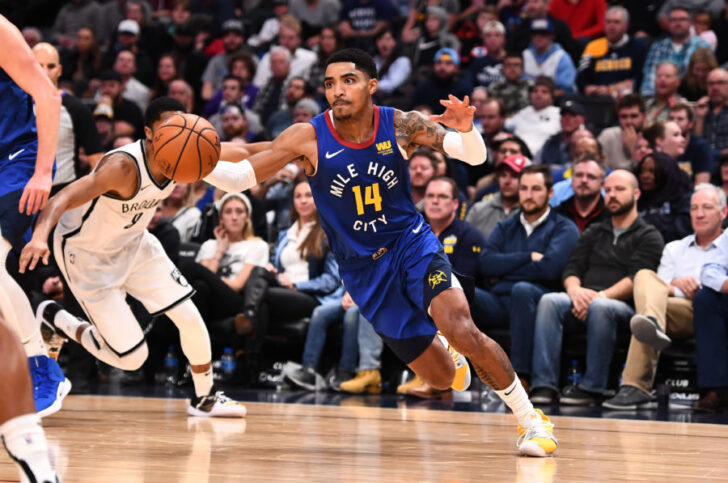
left=187, top=389, right=246, bottom=418
left=517, top=409, right=558, bottom=457
left=436, top=332, right=471, bottom=392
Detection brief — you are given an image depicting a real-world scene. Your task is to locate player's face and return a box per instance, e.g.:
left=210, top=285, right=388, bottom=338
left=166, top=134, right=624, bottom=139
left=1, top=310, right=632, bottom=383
left=518, top=173, right=550, bottom=215
left=220, top=198, right=249, bottom=235
left=293, top=182, right=316, bottom=220
left=424, top=180, right=458, bottom=222
left=324, top=62, right=377, bottom=121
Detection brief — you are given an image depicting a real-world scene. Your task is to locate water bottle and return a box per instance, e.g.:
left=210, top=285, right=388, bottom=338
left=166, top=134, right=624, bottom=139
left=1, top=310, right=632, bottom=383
left=164, top=346, right=178, bottom=385
left=568, top=359, right=582, bottom=387
left=220, top=347, right=236, bottom=381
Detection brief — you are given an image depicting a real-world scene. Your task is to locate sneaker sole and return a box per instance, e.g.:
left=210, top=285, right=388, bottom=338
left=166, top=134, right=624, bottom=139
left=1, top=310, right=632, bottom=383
left=187, top=404, right=247, bottom=418
left=519, top=438, right=557, bottom=457
left=38, top=378, right=72, bottom=418
left=630, top=316, right=671, bottom=351
left=284, top=374, right=316, bottom=392
left=602, top=400, right=657, bottom=410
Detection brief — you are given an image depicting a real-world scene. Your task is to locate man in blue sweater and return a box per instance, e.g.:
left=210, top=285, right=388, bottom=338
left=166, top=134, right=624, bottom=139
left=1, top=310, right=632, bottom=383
left=477, top=165, right=580, bottom=386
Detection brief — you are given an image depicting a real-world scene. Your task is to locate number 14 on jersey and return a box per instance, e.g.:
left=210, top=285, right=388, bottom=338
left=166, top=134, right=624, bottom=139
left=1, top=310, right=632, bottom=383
left=352, top=183, right=383, bottom=215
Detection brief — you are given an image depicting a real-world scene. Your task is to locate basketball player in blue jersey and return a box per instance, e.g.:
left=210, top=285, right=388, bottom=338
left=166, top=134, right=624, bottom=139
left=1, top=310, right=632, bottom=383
left=202, top=48, right=558, bottom=456
left=0, top=14, right=62, bottom=482
left=0, top=13, right=73, bottom=419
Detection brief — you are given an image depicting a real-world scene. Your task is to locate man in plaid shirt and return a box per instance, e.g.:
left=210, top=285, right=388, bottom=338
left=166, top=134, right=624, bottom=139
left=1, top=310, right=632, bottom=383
left=640, top=6, right=710, bottom=96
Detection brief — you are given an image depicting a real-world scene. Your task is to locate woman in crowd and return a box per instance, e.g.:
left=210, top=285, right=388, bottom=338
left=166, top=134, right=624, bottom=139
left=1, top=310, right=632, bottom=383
left=307, top=25, right=340, bottom=102
left=161, top=183, right=202, bottom=243
left=635, top=122, right=692, bottom=243
left=202, top=52, right=259, bottom=117
left=678, top=47, right=718, bottom=101
left=60, top=27, right=103, bottom=98
left=150, top=53, right=180, bottom=99
left=373, top=28, right=412, bottom=105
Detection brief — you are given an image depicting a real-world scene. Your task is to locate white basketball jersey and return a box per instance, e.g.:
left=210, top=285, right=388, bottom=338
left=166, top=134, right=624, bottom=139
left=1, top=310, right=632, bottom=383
left=56, top=140, right=176, bottom=253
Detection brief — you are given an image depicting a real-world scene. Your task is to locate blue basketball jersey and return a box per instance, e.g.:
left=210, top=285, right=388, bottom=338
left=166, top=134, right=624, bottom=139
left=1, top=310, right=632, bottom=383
left=0, top=67, right=40, bottom=197
left=308, top=105, right=426, bottom=260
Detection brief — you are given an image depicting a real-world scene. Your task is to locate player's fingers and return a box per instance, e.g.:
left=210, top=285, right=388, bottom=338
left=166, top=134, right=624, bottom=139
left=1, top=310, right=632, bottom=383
left=42, top=250, right=51, bottom=266
left=18, top=188, right=29, bottom=214
left=462, top=95, right=470, bottom=106
left=38, top=191, right=49, bottom=211
left=428, top=114, right=443, bottom=122
left=439, top=98, right=452, bottom=107
left=28, top=191, right=40, bottom=215
left=28, top=252, right=40, bottom=272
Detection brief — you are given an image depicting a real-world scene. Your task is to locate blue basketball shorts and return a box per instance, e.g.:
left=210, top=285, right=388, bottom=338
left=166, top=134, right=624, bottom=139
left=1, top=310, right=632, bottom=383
left=337, top=229, right=459, bottom=364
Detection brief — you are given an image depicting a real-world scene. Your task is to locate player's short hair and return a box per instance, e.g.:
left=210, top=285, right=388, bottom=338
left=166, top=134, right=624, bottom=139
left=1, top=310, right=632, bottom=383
left=519, top=164, right=553, bottom=191
left=326, top=48, right=378, bottom=80
left=145, top=97, right=186, bottom=128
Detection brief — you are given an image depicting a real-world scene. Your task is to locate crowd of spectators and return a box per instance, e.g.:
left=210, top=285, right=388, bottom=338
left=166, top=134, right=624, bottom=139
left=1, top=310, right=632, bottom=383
left=10, top=0, right=728, bottom=410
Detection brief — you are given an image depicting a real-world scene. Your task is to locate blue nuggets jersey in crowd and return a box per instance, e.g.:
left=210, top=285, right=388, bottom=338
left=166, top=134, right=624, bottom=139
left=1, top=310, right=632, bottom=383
left=0, top=67, right=40, bottom=197
left=308, top=105, right=427, bottom=260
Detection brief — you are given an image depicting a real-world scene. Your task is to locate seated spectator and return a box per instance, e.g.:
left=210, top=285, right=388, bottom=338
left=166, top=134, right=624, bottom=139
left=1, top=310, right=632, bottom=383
left=201, top=19, right=252, bottom=101
left=472, top=134, right=533, bottom=200
left=522, top=17, right=576, bottom=94
left=102, top=20, right=155, bottom=87
left=168, top=79, right=194, bottom=113
left=656, top=1, right=725, bottom=33
left=555, top=155, right=610, bottom=232
left=463, top=20, right=507, bottom=89
left=478, top=97, right=508, bottom=147
left=161, top=183, right=202, bottom=242
left=150, top=54, right=180, bottom=100
left=635, top=151, right=693, bottom=244
left=217, top=102, right=254, bottom=143
left=578, top=5, right=647, bottom=99
left=548, top=0, right=606, bottom=44
left=95, top=69, right=144, bottom=139
left=478, top=165, right=579, bottom=385
left=529, top=170, right=664, bottom=405
left=487, top=53, right=531, bottom=117
left=640, top=6, right=710, bottom=97
left=693, top=224, right=728, bottom=411
left=466, top=153, right=526, bottom=239
left=536, top=99, right=586, bottom=169
left=410, top=48, right=469, bottom=115
left=208, top=76, right=263, bottom=136
left=678, top=48, right=718, bottom=101
left=644, top=61, right=685, bottom=124
left=307, top=26, right=341, bottom=101
left=253, top=47, right=292, bottom=126
left=603, top=184, right=726, bottom=410
left=266, top=76, right=311, bottom=138
left=202, top=53, right=259, bottom=117
left=549, top=131, right=603, bottom=205
left=669, top=102, right=715, bottom=184
left=506, top=76, right=561, bottom=156
left=695, top=68, right=728, bottom=157
left=507, top=0, right=580, bottom=64
left=59, top=27, right=103, bottom=98
left=372, top=28, right=412, bottom=104
left=237, top=180, right=342, bottom=380
left=285, top=291, right=362, bottom=392
left=291, top=98, right=321, bottom=124
left=289, top=0, right=341, bottom=34
left=169, top=22, right=208, bottom=103
left=338, top=0, right=393, bottom=52
left=409, top=149, right=438, bottom=212
left=180, top=193, right=269, bottom=379
left=247, top=0, right=289, bottom=49
left=252, top=15, right=317, bottom=89
left=114, top=49, right=152, bottom=112
left=339, top=314, right=384, bottom=394
left=50, top=0, right=102, bottom=50
left=598, top=93, right=646, bottom=170
left=125, top=0, right=173, bottom=64
left=693, top=11, right=717, bottom=51
left=408, top=6, right=460, bottom=71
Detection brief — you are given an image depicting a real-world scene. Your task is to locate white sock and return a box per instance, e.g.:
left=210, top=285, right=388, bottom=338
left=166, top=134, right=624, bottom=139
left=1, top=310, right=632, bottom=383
left=494, top=376, right=537, bottom=428
left=0, top=413, right=58, bottom=483
left=53, top=308, right=86, bottom=341
left=191, top=368, right=214, bottom=398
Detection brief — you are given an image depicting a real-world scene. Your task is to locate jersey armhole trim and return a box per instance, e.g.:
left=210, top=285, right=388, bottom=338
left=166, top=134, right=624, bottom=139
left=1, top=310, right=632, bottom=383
left=102, top=152, right=143, bottom=201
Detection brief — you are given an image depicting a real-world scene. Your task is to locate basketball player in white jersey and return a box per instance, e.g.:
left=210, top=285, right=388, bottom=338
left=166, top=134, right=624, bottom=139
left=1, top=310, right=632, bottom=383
left=19, top=97, right=265, bottom=417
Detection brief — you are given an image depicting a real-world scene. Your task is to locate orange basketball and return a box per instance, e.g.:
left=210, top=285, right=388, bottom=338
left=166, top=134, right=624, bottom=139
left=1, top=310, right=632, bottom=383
left=152, top=113, right=221, bottom=183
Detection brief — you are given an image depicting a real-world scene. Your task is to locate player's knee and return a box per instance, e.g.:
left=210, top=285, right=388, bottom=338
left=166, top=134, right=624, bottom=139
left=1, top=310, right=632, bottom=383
left=427, top=363, right=455, bottom=390
left=118, top=342, right=149, bottom=371
left=444, top=319, right=482, bottom=357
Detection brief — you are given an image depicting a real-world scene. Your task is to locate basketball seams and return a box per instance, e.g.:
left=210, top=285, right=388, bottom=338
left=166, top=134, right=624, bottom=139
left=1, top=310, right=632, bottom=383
left=154, top=114, right=220, bottom=182
left=170, top=115, right=202, bottom=180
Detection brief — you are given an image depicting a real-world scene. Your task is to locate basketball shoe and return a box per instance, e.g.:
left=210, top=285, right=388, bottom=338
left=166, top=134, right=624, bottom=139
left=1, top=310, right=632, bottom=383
left=436, top=332, right=471, bottom=391
left=29, top=354, right=72, bottom=418
left=517, top=409, right=558, bottom=457
left=188, top=387, right=247, bottom=418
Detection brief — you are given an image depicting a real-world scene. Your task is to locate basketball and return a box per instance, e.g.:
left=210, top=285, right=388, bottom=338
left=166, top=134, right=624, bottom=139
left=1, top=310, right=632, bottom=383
left=152, top=113, right=221, bottom=183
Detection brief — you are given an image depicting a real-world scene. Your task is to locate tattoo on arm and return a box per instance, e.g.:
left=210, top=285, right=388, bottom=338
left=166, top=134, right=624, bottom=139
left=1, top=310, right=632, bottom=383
left=394, top=110, right=446, bottom=154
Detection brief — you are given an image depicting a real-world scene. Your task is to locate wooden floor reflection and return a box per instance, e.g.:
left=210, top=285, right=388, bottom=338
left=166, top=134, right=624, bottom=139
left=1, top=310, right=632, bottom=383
left=2, top=395, right=728, bottom=482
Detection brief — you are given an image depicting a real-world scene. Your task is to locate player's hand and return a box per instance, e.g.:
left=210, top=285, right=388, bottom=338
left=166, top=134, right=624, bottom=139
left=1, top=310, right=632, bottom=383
left=19, top=171, right=52, bottom=215
left=19, top=238, right=50, bottom=274
left=429, top=95, right=476, bottom=133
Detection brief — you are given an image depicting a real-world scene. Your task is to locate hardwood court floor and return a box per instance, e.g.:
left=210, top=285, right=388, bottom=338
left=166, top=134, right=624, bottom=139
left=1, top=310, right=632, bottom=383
left=2, top=394, right=728, bottom=482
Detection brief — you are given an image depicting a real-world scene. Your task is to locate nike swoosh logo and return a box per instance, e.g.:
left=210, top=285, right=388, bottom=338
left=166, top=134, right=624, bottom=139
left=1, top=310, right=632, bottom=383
left=8, top=149, right=24, bottom=160
left=504, top=387, right=516, bottom=396
left=412, top=221, right=424, bottom=233
left=325, top=149, right=344, bottom=159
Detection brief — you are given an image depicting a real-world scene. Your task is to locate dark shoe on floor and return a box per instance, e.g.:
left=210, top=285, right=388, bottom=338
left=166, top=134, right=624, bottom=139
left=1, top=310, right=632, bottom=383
left=234, top=312, right=256, bottom=336
left=530, top=387, right=558, bottom=405
left=328, top=370, right=356, bottom=392
left=285, top=366, right=318, bottom=391
left=630, top=314, right=671, bottom=351
left=602, top=385, right=657, bottom=410
left=560, top=385, right=602, bottom=406
left=691, top=391, right=728, bottom=412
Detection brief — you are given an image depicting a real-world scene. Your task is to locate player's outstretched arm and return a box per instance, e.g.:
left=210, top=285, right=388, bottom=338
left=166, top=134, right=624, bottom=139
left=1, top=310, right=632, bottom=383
left=18, top=154, right=139, bottom=273
left=394, top=94, right=487, bottom=166
left=0, top=15, right=62, bottom=215
left=204, top=123, right=316, bottom=193
left=219, top=141, right=272, bottom=163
